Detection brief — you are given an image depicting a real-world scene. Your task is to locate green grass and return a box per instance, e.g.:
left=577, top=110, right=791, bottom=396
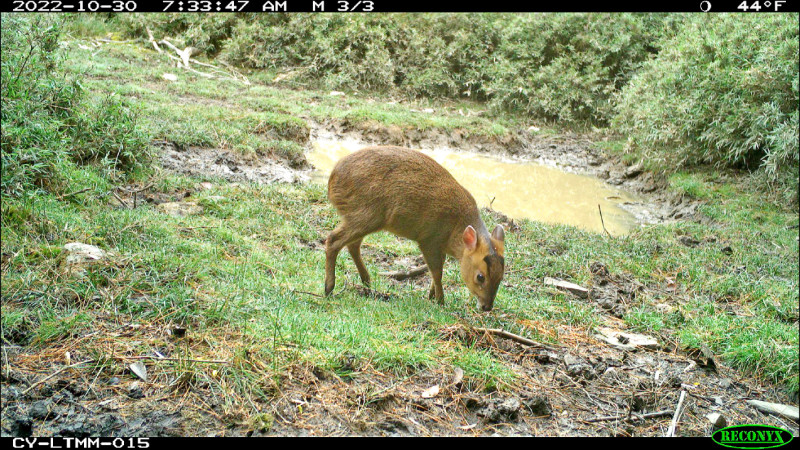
left=4, top=164, right=796, bottom=395
left=2, top=30, right=798, bottom=416
left=59, top=38, right=522, bottom=159
left=1, top=178, right=529, bottom=389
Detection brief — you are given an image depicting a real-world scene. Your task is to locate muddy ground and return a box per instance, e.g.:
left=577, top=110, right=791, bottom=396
left=159, top=120, right=701, bottom=228
left=2, top=121, right=797, bottom=437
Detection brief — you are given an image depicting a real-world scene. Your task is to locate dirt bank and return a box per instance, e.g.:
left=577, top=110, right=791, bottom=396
left=157, top=141, right=310, bottom=185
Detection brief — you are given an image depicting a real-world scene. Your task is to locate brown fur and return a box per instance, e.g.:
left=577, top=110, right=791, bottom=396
left=324, top=146, right=506, bottom=310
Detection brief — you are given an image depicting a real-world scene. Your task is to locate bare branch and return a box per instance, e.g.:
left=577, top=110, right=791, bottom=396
left=379, top=265, right=429, bottom=281
left=473, top=327, right=559, bottom=352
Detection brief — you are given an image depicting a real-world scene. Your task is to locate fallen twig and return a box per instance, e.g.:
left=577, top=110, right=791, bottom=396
left=598, top=204, right=612, bottom=238
left=586, top=410, right=674, bottom=423
left=162, top=52, right=215, bottom=78
left=158, top=39, right=192, bottom=67
left=57, top=187, right=91, bottom=200
left=145, top=27, right=161, bottom=53
left=124, top=183, right=154, bottom=195
left=217, top=60, right=251, bottom=85
left=666, top=390, right=687, bottom=437
left=111, top=191, right=129, bottom=209
left=144, top=33, right=249, bottom=84
left=544, top=277, right=590, bottom=299
left=291, top=280, right=348, bottom=298
left=473, top=327, right=559, bottom=352
left=746, top=399, right=799, bottom=421
left=379, top=265, right=429, bottom=281
left=119, top=355, right=229, bottom=364
left=293, top=289, right=324, bottom=298
left=22, top=360, right=95, bottom=395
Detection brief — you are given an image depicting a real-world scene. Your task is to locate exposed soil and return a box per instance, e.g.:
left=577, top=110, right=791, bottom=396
left=157, top=141, right=310, bottom=186
left=3, top=120, right=796, bottom=438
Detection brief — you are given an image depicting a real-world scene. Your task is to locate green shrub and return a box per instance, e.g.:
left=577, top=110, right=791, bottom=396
left=486, top=14, right=661, bottom=125
left=221, top=14, right=402, bottom=91
left=119, top=13, right=240, bottom=56
left=615, top=14, right=799, bottom=200
left=390, top=14, right=501, bottom=99
left=1, top=14, right=152, bottom=198
left=2, top=15, right=78, bottom=195
left=69, top=94, right=151, bottom=171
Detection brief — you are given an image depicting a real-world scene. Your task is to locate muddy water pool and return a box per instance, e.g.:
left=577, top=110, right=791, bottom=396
left=308, top=139, right=641, bottom=235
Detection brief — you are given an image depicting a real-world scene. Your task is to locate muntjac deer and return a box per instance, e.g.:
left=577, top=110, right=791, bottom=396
left=324, top=146, right=505, bottom=311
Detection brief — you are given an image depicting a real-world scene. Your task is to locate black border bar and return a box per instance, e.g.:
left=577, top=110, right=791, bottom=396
left=2, top=0, right=799, bottom=13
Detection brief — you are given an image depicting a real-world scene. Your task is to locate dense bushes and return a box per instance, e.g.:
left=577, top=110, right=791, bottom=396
left=484, top=14, right=664, bottom=124
left=123, top=13, right=665, bottom=125
left=614, top=14, right=799, bottom=198
left=1, top=15, right=151, bottom=197
left=2, top=15, right=77, bottom=195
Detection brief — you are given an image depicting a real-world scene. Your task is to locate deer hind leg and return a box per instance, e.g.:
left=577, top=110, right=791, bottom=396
left=324, top=219, right=378, bottom=296
left=347, top=238, right=370, bottom=287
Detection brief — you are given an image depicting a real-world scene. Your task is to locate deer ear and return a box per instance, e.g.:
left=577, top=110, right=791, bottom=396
left=491, top=224, right=505, bottom=242
left=463, top=225, right=477, bottom=251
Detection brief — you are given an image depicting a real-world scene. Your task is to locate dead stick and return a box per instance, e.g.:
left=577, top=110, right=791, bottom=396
left=22, top=360, right=95, bottom=395
left=291, top=280, right=347, bottom=298
left=379, top=265, right=429, bottom=281
left=145, top=27, right=161, bottom=53
left=587, top=410, right=674, bottom=423
left=119, top=355, right=229, bottom=364
left=57, top=187, right=91, bottom=200
left=598, top=204, right=612, bottom=238
left=666, top=390, right=687, bottom=437
left=162, top=53, right=215, bottom=78
left=158, top=39, right=182, bottom=58
left=293, top=289, right=324, bottom=298
left=111, top=191, right=129, bottom=209
left=473, top=327, right=559, bottom=352
left=128, top=183, right=154, bottom=194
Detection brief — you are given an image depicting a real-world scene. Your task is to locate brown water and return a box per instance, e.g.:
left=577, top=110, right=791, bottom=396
left=308, top=140, right=640, bottom=235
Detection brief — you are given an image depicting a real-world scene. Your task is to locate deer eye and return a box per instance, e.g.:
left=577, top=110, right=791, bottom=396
left=477, top=273, right=485, bottom=283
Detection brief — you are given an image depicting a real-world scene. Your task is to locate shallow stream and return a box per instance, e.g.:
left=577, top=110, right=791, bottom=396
left=308, top=139, right=641, bottom=235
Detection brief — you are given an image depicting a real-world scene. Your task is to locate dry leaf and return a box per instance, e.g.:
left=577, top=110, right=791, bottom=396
left=421, top=384, right=439, bottom=398
left=452, top=367, right=464, bottom=386
left=129, top=361, right=148, bottom=382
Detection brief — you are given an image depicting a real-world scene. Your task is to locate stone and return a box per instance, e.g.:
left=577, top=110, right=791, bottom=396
left=64, top=243, right=107, bottom=264
left=156, top=201, right=203, bottom=217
